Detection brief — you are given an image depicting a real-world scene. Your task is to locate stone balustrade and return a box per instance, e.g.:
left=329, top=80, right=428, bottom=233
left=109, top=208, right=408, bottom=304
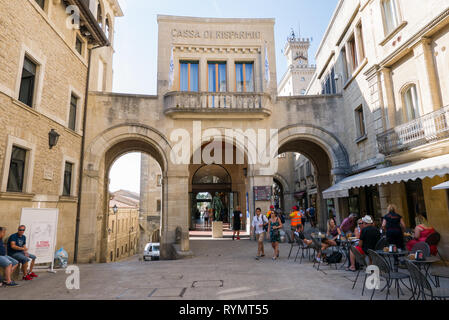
left=377, top=105, right=449, bottom=155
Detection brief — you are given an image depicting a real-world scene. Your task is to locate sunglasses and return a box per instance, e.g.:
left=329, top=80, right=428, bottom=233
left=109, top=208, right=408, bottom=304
left=18, top=229, right=25, bottom=231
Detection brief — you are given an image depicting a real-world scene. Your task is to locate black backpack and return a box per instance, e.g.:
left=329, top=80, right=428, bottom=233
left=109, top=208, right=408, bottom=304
left=280, top=213, right=285, bottom=224
left=325, top=251, right=342, bottom=264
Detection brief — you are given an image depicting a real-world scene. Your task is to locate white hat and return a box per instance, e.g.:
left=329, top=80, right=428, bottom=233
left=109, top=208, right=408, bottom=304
left=362, top=215, right=373, bottom=224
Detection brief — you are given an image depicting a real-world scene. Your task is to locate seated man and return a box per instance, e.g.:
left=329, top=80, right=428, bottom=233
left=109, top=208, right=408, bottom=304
left=348, top=215, right=380, bottom=271
left=0, top=227, right=19, bottom=287
left=7, top=225, right=38, bottom=281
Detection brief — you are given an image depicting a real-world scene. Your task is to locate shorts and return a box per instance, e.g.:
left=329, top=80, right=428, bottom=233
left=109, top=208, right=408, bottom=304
left=9, top=252, right=36, bottom=264
left=355, top=246, right=365, bottom=256
left=0, top=256, right=19, bottom=268
left=256, top=232, right=266, bottom=242
left=233, top=223, right=241, bottom=231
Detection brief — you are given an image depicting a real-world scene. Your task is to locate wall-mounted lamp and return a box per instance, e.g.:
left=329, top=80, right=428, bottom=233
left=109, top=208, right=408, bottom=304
left=112, top=205, right=118, bottom=214
left=48, top=129, right=60, bottom=149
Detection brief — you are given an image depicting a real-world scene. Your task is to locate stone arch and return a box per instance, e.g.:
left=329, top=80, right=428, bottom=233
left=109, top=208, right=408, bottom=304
left=77, top=124, right=172, bottom=263
left=273, top=173, right=290, bottom=194
left=276, top=124, right=350, bottom=180
left=275, top=124, right=350, bottom=228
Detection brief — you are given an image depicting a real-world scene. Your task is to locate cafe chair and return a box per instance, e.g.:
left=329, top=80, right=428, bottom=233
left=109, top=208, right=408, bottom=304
left=368, top=249, right=411, bottom=300
left=426, top=232, right=447, bottom=266
left=411, top=242, right=431, bottom=257
left=406, top=260, right=449, bottom=300
left=374, top=237, right=388, bottom=251
left=311, top=237, right=323, bottom=271
left=431, top=267, right=449, bottom=288
left=288, top=232, right=300, bottom=259
left=350, top=246, right=368, bottom=296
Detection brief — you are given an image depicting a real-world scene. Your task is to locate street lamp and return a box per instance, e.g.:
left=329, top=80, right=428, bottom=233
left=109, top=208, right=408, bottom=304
left=112, top=205, right=118, bottom=215
left=48, top=129, right=60, bottom=149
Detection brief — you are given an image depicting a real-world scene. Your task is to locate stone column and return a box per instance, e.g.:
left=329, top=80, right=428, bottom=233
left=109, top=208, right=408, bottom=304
left=378, top=184, right=391, bottom=216
left=199, top=57, right=208, bottom=92
left=381, top=67, right=397, bottom=128
left=414, top=38, right=442, bottom=114
left=77, top=169, right=102, bottom=264
left=316, top=173, right=332, bottom=229
left=160, top=165, right=189, bottom=259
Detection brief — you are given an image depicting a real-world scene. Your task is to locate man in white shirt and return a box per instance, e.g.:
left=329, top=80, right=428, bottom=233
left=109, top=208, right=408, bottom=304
left=252, top=208, right=268, bottom=259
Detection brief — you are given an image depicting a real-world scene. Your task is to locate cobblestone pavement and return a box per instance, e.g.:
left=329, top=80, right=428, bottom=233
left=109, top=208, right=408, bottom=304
left=1, top=235, right=447, bottom=300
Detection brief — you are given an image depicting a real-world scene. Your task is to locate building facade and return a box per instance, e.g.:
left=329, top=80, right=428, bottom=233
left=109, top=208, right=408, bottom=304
left=107, top=190, right=139, bottom=262
left=307, top=0, right=449, bottom=250
left=2, top=1, right=449, bottom=264
left=0, top=0, right=121, bottom=262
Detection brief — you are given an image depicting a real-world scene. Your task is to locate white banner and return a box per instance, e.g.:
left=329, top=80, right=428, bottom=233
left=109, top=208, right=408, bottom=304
left=20, top=208, right=59, bottom=265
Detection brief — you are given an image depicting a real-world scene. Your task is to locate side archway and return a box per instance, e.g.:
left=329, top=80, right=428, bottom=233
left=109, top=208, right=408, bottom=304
left=77, top=124, right=173, bottom=263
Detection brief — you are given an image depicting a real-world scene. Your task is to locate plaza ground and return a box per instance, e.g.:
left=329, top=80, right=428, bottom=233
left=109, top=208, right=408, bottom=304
left=1, top=233, right=448, bottom=300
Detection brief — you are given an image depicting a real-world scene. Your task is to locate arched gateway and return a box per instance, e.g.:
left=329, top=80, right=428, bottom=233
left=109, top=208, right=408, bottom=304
left=76, top=16, right=350, bottom=263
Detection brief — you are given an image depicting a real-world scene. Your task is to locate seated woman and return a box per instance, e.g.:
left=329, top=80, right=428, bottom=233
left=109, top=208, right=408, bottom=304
left=316, top=217, right=341, bottom=262
left=406, top=224, right=437, bottom=255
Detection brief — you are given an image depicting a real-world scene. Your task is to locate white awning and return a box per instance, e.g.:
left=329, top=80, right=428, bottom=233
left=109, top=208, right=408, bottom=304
left=432, top=181, right=449, bottom=190
left=323, top=154, right=449, bottom=199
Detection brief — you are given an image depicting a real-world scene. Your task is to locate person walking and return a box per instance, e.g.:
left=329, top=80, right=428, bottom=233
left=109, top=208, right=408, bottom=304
left=266, top=205, right=275, bottom=219
left=289, top=206, right=303, bottom=237
left=232, top=206, right=243, bottom=240
left=252, top=208, right=268, bottom=260
left=307, top=206, right=316, bottom=228
left=382, top=204, right=406, bottom=250
left=268, top=211, right=283, bottom=260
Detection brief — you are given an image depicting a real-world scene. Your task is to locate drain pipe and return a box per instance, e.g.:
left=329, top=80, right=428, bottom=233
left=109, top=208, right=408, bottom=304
left=73, top=45, right=101, bottom=264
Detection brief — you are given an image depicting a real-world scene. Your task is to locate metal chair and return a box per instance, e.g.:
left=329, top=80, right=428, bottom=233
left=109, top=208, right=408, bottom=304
left=431, top=267, right=449, bottom=288
left=288, top=233, right=300, bottom=259
left=295, top=238, right=311, bottom=264
left=374, top=237, right=388, bottom=251
left=426, top=232, right=447, bottom=266
left=411, top=242, right=431, bottom=257
left=311, top=237, right=323, bottom=270
left=406, top=260, right=449, bottom=300
left=368, top=249, right=411, bottom=300
left=350, top=246, right=368, bottom=296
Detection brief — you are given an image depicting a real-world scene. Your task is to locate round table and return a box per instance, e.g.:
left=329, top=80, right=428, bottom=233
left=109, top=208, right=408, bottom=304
left=376, top=250, right=409, bottom=272
left=406, top=256, right=441, bottom=284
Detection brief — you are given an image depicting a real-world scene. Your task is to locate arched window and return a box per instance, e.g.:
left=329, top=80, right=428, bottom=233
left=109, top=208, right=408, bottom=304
left=403, top=84, right=420, bottom=121
left=97, top=2, right=103, bottom=28
left=382, top=0, right=400, bottom=34
left=105, top=18, right=111, bottom=39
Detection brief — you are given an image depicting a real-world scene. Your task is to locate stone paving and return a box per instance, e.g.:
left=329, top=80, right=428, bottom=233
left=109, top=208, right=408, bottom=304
left=0, top=236, right=448, bottom=300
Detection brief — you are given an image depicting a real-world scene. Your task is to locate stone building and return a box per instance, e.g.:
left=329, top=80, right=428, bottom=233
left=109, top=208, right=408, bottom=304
left=307, top=0, right=449, bottom=251
left=2, top=1, right=449, bottom=264
left=0, top=0, right=122, bottom=262
left=107, top=190, right=139, bottom=262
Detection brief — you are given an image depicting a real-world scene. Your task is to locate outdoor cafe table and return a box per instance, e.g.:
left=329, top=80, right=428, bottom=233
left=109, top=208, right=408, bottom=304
left=406, top=256, right=441, bottom=284
left=376, top=250, right=409, bottom=273
left=338, top=237, right=358, bottom=268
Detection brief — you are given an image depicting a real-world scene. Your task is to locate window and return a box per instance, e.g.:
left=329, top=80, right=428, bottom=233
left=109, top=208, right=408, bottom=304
left=105, top=18, right=111, bottom=39
left=356, top=23, right=365, bottom=62
left=403, top=85, right=420, bottom=122
left=382, top=0, right=400, bottom=35
left=75, top=36, right=83, bottom=55
left=63, top=162, right=73, bottom=196
left=157, top=174, right=162, bottom=187
left=355, top=105, right=366, bottom=139
left=321, top=67, right=336, bottom=95
left=18, top=57, right=37, bottom=107
left=7, top=147, right=27, bottom=193
left=306, top=162, right=312, bottom=176
left=35, top=0, right=45, bottom=9
left=156, top=199, right=161, bottom=212
left=97, top=3, right=103, bottom=28
left=180, top=61, right=199, bottom=92
left=340, top=48, right=349, bottom=82
left=98, top=60, right=105, bottom=91
left=208, top=62, right=227, bottom=92
left=348, top=35, right=358, bottom=72
left=235, top=62, right=254, bottom=92
left=69, top=94, right=78, bottom=131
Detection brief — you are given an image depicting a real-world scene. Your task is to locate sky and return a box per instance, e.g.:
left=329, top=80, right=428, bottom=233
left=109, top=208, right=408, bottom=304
left=109, top=0, right=338, bottom=193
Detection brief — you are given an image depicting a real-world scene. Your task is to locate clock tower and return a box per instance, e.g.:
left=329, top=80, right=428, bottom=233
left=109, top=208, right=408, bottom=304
left=278, top=30, right=316, bottom=96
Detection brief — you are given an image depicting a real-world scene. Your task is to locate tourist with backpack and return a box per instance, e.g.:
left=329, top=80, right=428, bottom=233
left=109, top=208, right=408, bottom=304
left=252, top=208, right=268, bottom=260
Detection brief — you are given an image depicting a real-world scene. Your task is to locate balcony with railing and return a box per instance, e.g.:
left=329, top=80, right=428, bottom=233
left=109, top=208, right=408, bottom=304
left=163, top=92, right=272, bottom=119
left=377, top=105, right=449, bottom=156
